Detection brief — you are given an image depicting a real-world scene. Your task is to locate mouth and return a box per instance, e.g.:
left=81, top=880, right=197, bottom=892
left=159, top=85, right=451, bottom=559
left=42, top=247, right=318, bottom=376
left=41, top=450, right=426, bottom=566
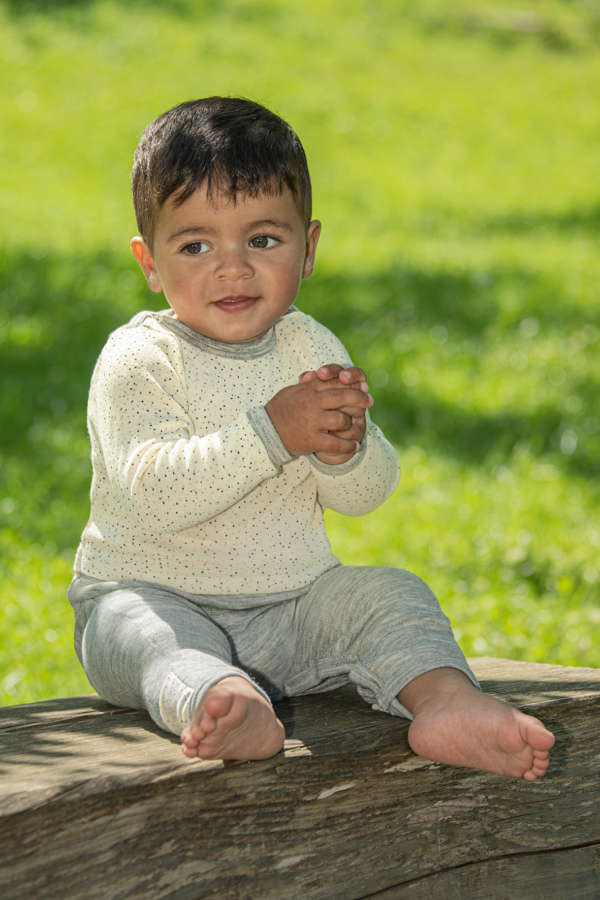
left=214, top=295, right=259, bottom=313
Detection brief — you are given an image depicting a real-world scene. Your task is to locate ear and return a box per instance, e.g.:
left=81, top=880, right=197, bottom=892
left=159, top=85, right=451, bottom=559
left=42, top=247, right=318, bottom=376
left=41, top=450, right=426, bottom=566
left=302, top=219, right=321, bottom=279
left=130, top=236, right=163, bottom=293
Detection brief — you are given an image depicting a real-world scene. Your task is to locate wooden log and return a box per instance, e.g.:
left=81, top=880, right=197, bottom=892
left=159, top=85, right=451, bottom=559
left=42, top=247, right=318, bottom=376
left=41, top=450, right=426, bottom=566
left=1, top=658, right=599, bottom=899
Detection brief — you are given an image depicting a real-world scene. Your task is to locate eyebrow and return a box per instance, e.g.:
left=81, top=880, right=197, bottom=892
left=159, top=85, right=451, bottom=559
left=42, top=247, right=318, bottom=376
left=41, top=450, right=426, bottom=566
left=167, top=218, right=294, bottom=244
left=248, top=218, right=294, bottom=232
left=167, top=226, right=217, bottom=243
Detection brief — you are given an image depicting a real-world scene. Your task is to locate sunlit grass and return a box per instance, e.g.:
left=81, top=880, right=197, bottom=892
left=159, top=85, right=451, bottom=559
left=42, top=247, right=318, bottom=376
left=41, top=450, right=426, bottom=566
left=1, top=0, right=598, bottom=705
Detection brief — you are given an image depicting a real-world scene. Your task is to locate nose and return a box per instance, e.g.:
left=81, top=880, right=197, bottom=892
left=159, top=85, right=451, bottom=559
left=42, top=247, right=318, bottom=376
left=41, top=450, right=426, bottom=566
left=214, top=245, right=254, bottom=280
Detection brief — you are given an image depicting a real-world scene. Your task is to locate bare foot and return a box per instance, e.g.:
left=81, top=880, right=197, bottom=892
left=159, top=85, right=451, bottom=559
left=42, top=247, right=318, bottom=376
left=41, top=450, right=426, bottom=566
left=180, top=676, right=285, bottom=761
left=400, top=669, right=555, bottom=780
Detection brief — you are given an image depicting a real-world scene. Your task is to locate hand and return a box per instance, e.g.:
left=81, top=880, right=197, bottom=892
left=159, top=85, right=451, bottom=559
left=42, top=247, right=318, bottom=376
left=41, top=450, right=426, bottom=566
left=297, top=364, right=372, bottom=464
left=266, top=375, right=373, bottom=459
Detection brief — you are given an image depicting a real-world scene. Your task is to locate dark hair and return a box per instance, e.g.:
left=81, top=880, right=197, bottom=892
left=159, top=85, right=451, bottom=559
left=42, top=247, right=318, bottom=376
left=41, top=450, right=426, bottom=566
left=132, top=97, right=312, bottom=246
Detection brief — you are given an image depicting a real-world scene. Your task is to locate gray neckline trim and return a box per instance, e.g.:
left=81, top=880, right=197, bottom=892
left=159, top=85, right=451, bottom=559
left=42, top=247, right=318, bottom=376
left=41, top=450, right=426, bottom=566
left=152, top=308, right=298, bottom=359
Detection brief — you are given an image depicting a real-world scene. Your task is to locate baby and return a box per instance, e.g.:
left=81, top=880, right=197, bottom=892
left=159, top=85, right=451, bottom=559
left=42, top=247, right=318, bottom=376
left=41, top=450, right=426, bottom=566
left=69, top=97, right=554, bottom=779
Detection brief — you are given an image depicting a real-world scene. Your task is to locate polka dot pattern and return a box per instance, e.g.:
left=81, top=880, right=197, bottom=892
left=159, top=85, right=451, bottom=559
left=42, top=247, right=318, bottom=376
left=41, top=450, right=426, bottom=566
left=75, top=308, right=400, bottom=595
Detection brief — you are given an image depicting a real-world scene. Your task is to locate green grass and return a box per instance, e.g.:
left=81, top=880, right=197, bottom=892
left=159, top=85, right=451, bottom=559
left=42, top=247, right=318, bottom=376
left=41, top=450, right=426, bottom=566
left=1, top=0, right=599, bottom=705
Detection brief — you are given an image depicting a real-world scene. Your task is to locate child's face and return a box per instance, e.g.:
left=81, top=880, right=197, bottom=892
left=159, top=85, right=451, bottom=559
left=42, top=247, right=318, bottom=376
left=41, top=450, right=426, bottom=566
left=131, top=184, right=321, bottom=343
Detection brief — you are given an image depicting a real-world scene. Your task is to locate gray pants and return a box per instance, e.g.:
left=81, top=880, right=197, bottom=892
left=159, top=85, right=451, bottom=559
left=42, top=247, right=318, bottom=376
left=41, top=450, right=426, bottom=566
left=68, top=565, right=477, bottom=735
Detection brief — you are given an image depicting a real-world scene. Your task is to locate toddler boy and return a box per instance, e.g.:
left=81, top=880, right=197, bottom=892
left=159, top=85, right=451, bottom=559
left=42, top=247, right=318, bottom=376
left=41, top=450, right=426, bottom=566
left=69, top=97, right=554, bottom=778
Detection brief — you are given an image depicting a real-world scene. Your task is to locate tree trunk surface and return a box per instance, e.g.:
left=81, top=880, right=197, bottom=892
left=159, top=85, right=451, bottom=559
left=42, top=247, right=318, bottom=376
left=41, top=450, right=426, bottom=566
left=1, top=658, right=599, bottom=899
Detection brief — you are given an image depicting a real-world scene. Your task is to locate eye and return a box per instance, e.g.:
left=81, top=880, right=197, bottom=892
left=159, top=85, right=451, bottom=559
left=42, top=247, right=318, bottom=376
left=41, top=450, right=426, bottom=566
left=181, top=241, right=210, bottom=255
left=249, top=234, right=279, bottom=249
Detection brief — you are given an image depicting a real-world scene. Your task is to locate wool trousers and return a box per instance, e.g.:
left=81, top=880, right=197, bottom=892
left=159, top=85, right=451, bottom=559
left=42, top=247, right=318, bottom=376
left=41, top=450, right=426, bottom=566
left=68, top=565, right=477, bottom=735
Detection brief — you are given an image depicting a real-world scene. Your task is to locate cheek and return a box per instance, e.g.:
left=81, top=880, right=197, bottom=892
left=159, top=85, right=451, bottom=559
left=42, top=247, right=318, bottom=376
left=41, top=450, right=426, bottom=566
left=165, top=264, right=202, bottom=293
left=277, top=272, right=303, bottom=300
left=268, top=258, right=305, bottom=293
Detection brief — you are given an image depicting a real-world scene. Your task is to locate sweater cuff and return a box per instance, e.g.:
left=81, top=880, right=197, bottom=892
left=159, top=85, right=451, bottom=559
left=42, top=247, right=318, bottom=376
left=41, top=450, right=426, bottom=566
left=308, top=436, right=367, bottom=476
left=247, top=406, right=293, bottom=469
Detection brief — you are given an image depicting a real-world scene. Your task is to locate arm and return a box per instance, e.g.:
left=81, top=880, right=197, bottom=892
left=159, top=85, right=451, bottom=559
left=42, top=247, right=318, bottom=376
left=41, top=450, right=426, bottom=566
left=301, top=366, right=400, bottom=514
left=270, top=316, right=401, bottom=515
left=309, top=412, right=401, bottom=516
left=89, top=331, right=283, bottom=532
left=263, top=375, right=396, bottom=516
left=262, top=362, right=398, bottom=515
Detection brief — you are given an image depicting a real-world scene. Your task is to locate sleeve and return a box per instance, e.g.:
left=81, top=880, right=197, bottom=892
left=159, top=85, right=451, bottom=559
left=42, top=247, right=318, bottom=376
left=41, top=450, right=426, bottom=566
left=286, top=313, right=401, bottom=516
left=308, top=411, right=401, bottom=515
left=88, top=329, right=281, bottom=531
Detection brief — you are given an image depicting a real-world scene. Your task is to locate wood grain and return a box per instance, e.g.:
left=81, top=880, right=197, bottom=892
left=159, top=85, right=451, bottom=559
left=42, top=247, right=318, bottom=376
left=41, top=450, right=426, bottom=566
left=1, top=658, right=599, bottom=899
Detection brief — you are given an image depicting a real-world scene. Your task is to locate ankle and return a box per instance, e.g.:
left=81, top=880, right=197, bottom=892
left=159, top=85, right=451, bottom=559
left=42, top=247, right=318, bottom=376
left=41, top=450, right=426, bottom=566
left=399, top=667, right=478, bottom=716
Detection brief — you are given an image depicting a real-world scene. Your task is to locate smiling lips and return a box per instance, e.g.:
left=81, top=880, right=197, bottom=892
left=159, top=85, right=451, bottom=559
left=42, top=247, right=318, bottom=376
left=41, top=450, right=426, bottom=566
left=215, top=295, right=259, bottom=312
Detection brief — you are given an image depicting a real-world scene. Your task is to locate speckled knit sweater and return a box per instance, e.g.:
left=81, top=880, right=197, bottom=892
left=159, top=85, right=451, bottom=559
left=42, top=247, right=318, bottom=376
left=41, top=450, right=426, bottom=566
left=74, top=306, right=400, bottom=596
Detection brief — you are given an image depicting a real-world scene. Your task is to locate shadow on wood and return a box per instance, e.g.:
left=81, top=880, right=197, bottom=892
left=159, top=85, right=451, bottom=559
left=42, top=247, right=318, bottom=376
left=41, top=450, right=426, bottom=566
left=1, top=658, right=599, bottom=899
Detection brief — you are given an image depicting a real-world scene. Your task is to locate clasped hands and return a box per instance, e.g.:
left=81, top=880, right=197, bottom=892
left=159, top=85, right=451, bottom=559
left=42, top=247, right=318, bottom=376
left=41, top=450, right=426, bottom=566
left=266, top=364, right=373, bottom=465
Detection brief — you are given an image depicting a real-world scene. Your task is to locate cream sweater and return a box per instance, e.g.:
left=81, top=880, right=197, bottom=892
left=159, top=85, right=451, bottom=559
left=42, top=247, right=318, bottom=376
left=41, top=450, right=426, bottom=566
left=75, top=307, right=400, bottom=595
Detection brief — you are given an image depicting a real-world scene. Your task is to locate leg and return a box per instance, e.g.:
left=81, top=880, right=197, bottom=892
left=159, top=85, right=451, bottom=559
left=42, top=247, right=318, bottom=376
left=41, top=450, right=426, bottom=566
left=278, top=566, right=554, bottom=779
left=68, top=576, right=284, bottom=760
left=282, top=565, right=479, bottom=714
left=400, top=668, right=555, bottom=780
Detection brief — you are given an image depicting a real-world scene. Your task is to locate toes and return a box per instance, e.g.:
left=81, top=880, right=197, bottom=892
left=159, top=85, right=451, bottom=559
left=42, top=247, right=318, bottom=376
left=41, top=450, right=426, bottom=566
left=523, top=716, right=555, bottom=751
left=533, top=748, right=550, bottom=762
left=181, top=743, right=200, bottom=758
left=522, top=747, right=551, bottom=781
left=181, top=721, right=214, bottom=758
left=180, top=702, right=220, bottom=755
left=513, top=718, right=553, bottom=779
left=203, top=687, right=236, bottom=721
left=179, top=679, right=279, bottom=761
left=524, top=764, right=548, bottom=781
left=529, top=758, right=549, bottom=775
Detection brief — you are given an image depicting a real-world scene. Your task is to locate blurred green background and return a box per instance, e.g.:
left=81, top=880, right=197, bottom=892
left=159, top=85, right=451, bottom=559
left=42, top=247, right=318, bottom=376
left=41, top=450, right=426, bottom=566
left=1, top=0, right=599, bottom=706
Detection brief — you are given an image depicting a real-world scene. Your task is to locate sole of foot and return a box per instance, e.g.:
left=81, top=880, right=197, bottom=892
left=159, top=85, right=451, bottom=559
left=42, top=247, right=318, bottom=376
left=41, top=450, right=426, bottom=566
left=180, top=676, right=285, bottom=761
left=407, top=685, right=555, bottom=780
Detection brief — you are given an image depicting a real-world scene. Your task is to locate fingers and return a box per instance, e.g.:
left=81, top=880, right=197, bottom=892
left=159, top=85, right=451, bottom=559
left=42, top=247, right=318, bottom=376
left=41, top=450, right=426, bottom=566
left=266, top=383, right=364, bottom=457
left=328, top=416, right=366, bottom=443
left=312, top=419, right=365, bottom=464
left=320, top=367, right=368, bottom=400
left=323, top=410, right=353, bottom=432
left=316, top=364, right=344, bottom=380
left=334, top=404, right=369, bottom=418
left=267, top=379, right=371, bottom=458
left=297, top=371, right=372, bottom=418
left=298, top=366, right=343, bottom=384
left=313, top=450, right=356, bottom=465
left=313, top=373, right=370, bottom=403
left=298, top=365, right=369, bottom=393
left=316, top=432, right=361, bottom=456
left=337, top=366, right=368, bottom=392
left=317, top=386, right=373, bottom=411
